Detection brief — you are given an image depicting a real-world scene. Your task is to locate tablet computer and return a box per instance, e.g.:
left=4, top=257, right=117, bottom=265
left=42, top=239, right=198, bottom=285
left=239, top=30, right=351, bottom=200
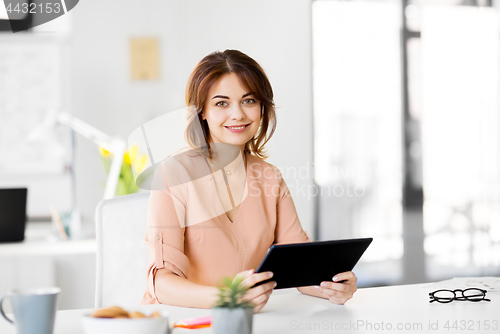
left=254, top=237, right=373, bottom=289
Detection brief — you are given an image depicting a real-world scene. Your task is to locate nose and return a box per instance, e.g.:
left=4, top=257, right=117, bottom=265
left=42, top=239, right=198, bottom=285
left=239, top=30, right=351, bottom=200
left=228, top=104, right=245, bottom=121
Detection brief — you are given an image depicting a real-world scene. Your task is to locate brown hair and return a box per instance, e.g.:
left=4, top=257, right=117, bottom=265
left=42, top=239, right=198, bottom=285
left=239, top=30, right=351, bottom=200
left=184, top=49, right=276, bottom=160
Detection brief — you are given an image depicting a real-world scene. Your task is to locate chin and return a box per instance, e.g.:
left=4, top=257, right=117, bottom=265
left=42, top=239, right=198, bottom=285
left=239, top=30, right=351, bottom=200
left=221, top=135, right=253, bottom=147
left=225, top=140, right=249, bottom=148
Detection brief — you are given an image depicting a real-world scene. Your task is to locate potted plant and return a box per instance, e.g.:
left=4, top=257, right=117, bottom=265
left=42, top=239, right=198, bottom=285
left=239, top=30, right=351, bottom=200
left=99, top=145, right=148, bottom=196
left=212, top=275, right=255, bottom=334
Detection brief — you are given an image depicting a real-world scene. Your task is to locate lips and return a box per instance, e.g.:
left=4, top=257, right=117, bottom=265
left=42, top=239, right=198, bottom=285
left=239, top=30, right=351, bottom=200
left=224, top=123, right=251, bottom=133
left=224, top=124, right=250, bottom=130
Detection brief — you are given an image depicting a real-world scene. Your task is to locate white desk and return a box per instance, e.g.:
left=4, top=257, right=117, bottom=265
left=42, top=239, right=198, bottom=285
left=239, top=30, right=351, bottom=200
left=1, top=283, right=498, bottom=334
left=0, top=222, right=97, bottom=256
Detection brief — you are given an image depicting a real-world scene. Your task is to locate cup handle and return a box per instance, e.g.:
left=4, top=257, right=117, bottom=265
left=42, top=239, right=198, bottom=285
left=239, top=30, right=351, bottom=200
left=0, top=296, right=14, bottom=324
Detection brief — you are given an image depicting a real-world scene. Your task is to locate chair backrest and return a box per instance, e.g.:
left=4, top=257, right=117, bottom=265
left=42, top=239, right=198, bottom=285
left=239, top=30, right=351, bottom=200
left=94, top=192, right=150, bottom=308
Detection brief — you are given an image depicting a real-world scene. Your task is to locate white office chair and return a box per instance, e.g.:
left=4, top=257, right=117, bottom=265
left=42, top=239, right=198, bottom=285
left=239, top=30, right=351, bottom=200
left=94, top=192, right=150, bottom=308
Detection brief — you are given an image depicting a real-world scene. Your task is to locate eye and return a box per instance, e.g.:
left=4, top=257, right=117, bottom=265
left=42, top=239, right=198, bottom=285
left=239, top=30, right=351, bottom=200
left=216, top=101, right=228, bottom=107
left=243, top=98, right=256, bottom=104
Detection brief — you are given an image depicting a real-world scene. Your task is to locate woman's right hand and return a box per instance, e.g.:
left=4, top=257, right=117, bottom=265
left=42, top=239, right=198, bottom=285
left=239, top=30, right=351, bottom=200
left=236, top=269, right=276, bottom=313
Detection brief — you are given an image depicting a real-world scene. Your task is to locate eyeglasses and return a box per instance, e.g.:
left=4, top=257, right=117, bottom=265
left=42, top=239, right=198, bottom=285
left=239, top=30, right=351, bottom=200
left=429, top=288, right=491, bottom=303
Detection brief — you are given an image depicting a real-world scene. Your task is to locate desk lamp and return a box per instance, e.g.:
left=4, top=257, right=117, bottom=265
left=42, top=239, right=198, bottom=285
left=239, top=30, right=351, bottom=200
left=28, top=109, right=126, bottom=237
left=28, top=109, right=126, bottom=200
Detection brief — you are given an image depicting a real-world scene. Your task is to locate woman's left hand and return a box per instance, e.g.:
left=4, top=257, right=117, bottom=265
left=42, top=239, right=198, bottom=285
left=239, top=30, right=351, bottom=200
left=315, top=271, right=357, bottom=305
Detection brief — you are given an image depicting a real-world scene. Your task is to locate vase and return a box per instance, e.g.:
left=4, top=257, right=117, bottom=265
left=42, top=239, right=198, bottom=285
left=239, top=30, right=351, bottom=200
left=211, top=307, right=253, bottom=334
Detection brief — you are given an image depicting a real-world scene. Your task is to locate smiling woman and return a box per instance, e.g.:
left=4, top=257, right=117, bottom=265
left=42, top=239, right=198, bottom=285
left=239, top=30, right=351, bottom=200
left=201, top=73, right=262, bottom=152
left=141, top=50, right=358, bottom=312
left=183, top=50, right=277, bottom=161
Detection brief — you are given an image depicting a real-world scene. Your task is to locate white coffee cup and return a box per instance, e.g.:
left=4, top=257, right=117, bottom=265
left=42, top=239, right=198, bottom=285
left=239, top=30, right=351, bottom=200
left=0, top=287, right=61, bottom=334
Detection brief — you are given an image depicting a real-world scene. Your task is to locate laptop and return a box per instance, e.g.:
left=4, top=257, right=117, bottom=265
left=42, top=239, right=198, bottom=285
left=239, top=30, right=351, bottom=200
left=0, top=188, right=28, bottom=242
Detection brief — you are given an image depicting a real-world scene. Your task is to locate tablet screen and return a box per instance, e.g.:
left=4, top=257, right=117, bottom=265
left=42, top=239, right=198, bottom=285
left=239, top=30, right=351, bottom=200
left=254, top=237, right=373, bottom=289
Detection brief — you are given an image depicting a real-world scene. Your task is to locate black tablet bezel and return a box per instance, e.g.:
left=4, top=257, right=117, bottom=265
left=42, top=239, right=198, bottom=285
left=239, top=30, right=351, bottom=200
left=254, top=237, right=373, bottom=289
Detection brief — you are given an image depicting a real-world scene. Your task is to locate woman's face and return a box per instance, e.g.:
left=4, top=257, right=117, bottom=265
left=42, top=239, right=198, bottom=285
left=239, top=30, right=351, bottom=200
left=202, top=73, right=261, bottom=152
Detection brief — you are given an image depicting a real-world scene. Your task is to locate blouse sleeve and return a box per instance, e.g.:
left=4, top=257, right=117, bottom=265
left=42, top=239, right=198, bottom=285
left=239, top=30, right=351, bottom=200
left=143, top=158, right=190, bottom=304
left=273, top=167, right=312, bottom=245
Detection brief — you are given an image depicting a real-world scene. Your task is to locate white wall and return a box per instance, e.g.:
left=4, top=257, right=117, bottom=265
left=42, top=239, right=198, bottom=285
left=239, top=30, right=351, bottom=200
left=70, top=0, right=315, bottom=236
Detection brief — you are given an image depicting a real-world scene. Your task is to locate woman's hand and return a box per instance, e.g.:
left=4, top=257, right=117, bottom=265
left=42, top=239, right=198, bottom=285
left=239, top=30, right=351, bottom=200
left=315, top=271, right=357, bottom=305
left=236, top=269, right=276, bottom=313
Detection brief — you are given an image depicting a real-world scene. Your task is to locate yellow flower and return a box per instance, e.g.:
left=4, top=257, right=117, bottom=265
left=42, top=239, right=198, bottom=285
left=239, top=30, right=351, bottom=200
left=126, top=145, right=148, bottom=174
left=123, top=150, right=131, bottom=166
left=99, top=145, right=149, bottom=196
left=134, top=154, right=147, bottom=175
left=128, top=145, right=139, bottom=164
left=99, top=146, right=111, bottom=158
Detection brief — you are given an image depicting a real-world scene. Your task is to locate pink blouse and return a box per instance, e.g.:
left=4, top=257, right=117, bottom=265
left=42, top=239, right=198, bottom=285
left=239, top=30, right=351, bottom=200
left=141, top=150, right=311, bottom=305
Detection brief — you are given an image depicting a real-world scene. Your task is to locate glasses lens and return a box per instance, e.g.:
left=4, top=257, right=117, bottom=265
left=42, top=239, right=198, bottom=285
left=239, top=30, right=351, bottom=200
left=433, top=290, right=455, bottom=301
left=463, top=289, right=485, bottom=301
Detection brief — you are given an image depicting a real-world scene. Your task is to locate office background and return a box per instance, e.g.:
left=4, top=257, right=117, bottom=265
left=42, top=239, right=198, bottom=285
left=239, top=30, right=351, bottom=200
left=0, top=0, right=499, bottom=309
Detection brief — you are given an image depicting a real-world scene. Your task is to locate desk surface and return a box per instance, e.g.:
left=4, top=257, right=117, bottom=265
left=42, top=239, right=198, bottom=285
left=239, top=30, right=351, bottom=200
left=0, top=222, right=96, bottom=256
left=1, top=283, right=498, bottom=334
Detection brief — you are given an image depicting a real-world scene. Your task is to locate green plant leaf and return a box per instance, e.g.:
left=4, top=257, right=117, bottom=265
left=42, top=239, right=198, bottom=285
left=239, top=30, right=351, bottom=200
left=213, top=275, right=256, bottom=309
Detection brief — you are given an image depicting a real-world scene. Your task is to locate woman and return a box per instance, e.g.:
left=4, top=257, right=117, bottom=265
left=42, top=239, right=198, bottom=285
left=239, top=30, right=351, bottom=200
left=141, top=49, right=357, bottom=312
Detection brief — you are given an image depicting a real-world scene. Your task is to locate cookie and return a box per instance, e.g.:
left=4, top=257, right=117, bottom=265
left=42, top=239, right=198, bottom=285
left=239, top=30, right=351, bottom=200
left=91, top=306, right=128, bottom=318
left=130, top=311, right=146, bottom=318
left=150, top=311, right=161, bottom=318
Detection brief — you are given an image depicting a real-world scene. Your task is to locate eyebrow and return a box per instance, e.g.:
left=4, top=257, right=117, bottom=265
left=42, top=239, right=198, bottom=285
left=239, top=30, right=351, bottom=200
left=211, top=92, right=255, bottom=100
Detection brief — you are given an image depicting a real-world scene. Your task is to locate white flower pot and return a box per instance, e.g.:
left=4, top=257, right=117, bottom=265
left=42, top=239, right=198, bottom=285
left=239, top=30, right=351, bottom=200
left=211, top=307, right=253, bottom=334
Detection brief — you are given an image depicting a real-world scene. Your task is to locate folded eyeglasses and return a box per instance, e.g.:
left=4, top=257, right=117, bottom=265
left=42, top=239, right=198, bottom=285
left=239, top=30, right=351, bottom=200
left=429, top=288, right=491, bottom=303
